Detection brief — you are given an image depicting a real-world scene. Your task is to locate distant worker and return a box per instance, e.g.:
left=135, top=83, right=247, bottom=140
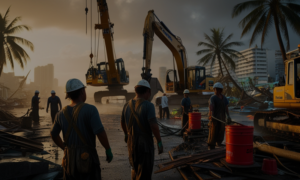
left=208, top=82, right=232, bottom=150
left=121, top=79, right=163, bottom=180
left=46, top=90, right=62, bottom=123
left=31, top=90, right=40, bottom=123
left=181, top=89, right=192, bottom=136
left=51, top=79, right=113, bottom=179
left=161, top=93, right=169, bottom=119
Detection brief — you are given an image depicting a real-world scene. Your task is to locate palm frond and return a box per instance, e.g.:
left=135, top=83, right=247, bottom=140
left=7, top=36, right=34, bottom=51
left=232, top=0, right=267, bottom=18
left=6, top=38, right=30, bottom=68
left=3, top=7, right=10, bottom=21
left=280, top=4, right=300, bottom=36
left=203, top=33, right=216, bottom=46
left=260, top=11, right=273, bottom=48
left=222, top=49, right=244, bottom=58
left=286, top=3, right=300, bottom=14
left=222, top=52, right=236, bottom=70
left=197, top=52, right=214, bottom=66
left=5, top=25, right=31, bottom=35
left=220, top=33, right=233, bottom=48
left=222, top=41, right=244, bottom=49
left=5, top=16, right=21, bottom=32
left=198, top=41, right=215, bottom=49
left=4, top=42, right=14, bottom=68
left=196, top=49, right=213, bottom=56
left=241, top=10, right=268, bottom=38
left=238, top=4, right=267, bottom=28
left=277, top=10, right=290, bottom=51
left=249, top=11, right=268, bottom=47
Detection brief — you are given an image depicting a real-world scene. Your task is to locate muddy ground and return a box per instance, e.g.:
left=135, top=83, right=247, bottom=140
left=8, top=97, right=256, bottom=180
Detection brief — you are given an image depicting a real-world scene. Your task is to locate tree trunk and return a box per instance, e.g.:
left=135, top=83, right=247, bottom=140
left=273, top=14, right=287, bottom=62
left=217, top=54, right=224, bottom=77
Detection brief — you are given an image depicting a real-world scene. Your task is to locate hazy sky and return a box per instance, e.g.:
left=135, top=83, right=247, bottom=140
left=1, top=0, right=300, bottom=95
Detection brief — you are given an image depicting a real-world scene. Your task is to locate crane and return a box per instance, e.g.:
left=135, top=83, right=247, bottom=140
left=141, top=10, right=215, bottom=105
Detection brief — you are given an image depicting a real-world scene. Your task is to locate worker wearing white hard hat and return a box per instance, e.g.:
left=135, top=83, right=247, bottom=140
left=207, top=82, right=231, bottom=150
left=180, top=89, right=192, bottom=136
left=50, top=78, right=113, bottom=179
left=31, top=90, right=40, bottom=124
left=121, top=79, right=163, bottom=179
left=46, top=90, right=62, bottom=123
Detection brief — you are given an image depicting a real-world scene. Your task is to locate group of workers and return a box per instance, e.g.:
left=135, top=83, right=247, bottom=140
left=29, top=77, right=230, bottom=180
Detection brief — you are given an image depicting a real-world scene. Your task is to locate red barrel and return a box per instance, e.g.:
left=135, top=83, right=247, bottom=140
left=225, top=125, right=254, bottom=165
left=188, top=113, right=201, bottom=129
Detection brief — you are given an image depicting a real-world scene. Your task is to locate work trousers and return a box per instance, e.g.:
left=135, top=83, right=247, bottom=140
left=32, top=109, right=39, bottom=123
left=207, top=120, right=225, bottom=148
left=51, top=111, right=58, bottom=124
left=180, top=113, right=189, bottom=136
left=63, top=163, right=101, bottom=180
left=162, top=107, right=170, bottom=119
left=131, top=144, right=154, bottom=180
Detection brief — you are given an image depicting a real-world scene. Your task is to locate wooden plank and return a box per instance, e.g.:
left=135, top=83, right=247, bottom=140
left=191, top=164, right=232, bottom=174
left=169, top=151, right=193, bottom=180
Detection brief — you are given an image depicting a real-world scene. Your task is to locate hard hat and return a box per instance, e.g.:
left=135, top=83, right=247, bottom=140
left=298, top=44, right=300, bottom=48
left=183, top=89, right=190, bottom=94
left=65, top=79, right=86, bottom=93
left=213, top=82, right=224, bottom=89
left=135, top=79, right=151, bottom=89
left=35, top=90, right=39, bottom=94
left=51, top=90, right=55, bottom=94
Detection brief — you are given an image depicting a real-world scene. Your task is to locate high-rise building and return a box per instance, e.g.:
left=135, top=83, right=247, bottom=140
left=158, top=67, right=167, bottom=90
left=34, top=64, right=54, bottom=92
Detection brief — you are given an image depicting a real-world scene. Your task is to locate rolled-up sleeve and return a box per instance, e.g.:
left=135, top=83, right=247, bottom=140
left=90, top=106, right=104, bottom=135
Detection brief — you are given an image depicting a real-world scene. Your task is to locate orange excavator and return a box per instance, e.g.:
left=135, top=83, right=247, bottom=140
left=254, top=46, right=300, bottom=141
left=141, top=10, right=215, bottom=106
left=85, top=0, right=134, bottom=103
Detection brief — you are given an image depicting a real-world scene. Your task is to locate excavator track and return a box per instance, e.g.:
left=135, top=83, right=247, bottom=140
left=254, top=110, right=300, bottom=142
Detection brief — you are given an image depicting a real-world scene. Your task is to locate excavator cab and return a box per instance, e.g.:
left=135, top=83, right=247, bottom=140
left=115, top=58, right=128, bottom=83
left=96, top=62, right=109, bottom=84
left=165, top=70, right=178, bottom=93
left=186, top=66, right=206, bottom=90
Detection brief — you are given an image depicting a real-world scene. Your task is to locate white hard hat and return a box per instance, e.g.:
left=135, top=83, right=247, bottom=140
left=183, top=89, right=190, bottom=94
left=51, top=90, right=55, bottom=94
left=135, top=79, right=151, bottom=89
left=65, top=79, right=86, bottom=93
left=35, top=90, right=39, bottom=94
left=213, top=82, right=224, bottom=89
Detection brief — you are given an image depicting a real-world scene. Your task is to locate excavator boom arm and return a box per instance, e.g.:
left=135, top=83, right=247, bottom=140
left=142, top=10, right=187, bottom=90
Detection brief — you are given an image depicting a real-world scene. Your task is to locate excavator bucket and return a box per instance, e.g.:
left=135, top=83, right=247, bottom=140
left=149, top=77, right=164, bottom=101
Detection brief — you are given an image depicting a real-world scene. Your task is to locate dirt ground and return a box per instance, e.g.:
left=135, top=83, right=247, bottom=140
left=9, top=97, right=256, bottom=180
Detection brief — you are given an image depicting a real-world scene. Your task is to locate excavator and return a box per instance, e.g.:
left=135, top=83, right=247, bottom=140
left=254, top=46, right=300, bottom=141
left=141, top=10, right=215, bottom=106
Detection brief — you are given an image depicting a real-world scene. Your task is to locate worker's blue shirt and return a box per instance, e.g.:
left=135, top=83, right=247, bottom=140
left=47, top=96, right=62, bottom=113
left=209, top=95, right=229, bottom=122
left=181, top=97, right=191, bottom=113
left=50, top=104, right=104, bottom=148
left=121, top=99, right=157, bottom=151
left=31, top=96, right=39, bottom=110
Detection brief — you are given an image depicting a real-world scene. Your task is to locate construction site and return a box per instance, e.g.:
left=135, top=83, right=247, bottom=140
left=1, top=0, right=300, bottom=180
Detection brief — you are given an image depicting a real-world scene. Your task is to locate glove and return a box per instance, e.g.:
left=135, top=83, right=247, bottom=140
left=226, top=117, right=232, bottom=125
left=124, top=134, right=128, bottom=143
left=105, top=148, right=113, bottom=163
left=157, top=141, right=163, bottom=154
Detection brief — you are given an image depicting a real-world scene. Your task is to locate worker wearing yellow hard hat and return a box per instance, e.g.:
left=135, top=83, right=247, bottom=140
left=180, top=89, right=192, bottom=136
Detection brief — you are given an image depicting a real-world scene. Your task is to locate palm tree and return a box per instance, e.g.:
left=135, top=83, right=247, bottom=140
left=197, top=28, right=243, bottom=77
left=0, top=7, right=34, bottom=75
left=232, top=0, right=300, bottom=62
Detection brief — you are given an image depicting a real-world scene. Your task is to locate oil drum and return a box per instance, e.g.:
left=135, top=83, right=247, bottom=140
left=188, top=112, right=201, bottom=130
left=225, top=125, right=254, bottom=165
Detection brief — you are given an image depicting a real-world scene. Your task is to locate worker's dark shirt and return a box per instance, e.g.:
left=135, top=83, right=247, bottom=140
left=209, top=95, right=229, bottom=122
left=50, top=104, right=104, bottom=148
left=31, top=96, right=39, bottom=109
left=181, top=97, right=191, bottom=113
left=47, top=96, right=62, bottom=112
left=121, top=99, right=157, bottom=151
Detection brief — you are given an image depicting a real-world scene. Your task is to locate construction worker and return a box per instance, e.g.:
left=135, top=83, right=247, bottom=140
left=121, top=79, right=163, bottom=180
left=161, top=93, right=169, bottom=119
left=181, top=89, right=192, bottom=136
left=207, top=82, right=231, bottom=150
left=51, top=79, right=113, bottom=180
left=31, top=90, right=40, bottom=123
left=46, top=90, right=62, bottom=123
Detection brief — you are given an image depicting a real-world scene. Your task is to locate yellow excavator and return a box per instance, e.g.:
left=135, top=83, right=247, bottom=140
left=141, top=10, right=215, bottom=106
left=254, top=46, right=300, bottom=141
left=85, top=0, right=134, bottom=103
